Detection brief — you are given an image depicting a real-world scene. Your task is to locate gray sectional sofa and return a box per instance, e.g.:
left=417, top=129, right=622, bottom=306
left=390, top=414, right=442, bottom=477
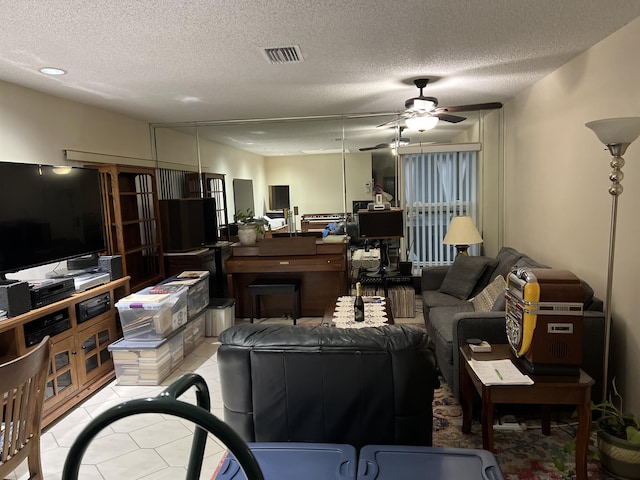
left=421, top=246, right=606, bottom=403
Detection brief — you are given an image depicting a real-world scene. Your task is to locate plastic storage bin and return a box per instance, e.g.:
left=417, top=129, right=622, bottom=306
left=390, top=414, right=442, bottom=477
left=213, top=442, right=357, bottom=480
left=108, top=332, right=184, bottom=386
left=356, top=445, right=504, bottom=480
left=183, top=311, right=205, bottom=356
left=115, top=285, right=187, bottom=340
left=206, top=298, right=235, bottom=337
left=160, top=271, right=210, bottom=320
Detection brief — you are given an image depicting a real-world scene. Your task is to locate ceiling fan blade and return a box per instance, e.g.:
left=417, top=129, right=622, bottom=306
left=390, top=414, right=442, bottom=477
left=435, top=113, right=466, bottom=123
left=376, top=119, right=400, bottom=128
left=359, top=143, right=391, bottom=151
left=376, top=114, right=411, bottom=128
left=441, top=102, right=503, bottom=113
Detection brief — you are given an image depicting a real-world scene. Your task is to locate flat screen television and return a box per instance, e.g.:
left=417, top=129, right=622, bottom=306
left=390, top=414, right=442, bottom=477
left=357, top=209, right=404, bottom=239
left=0, top=162, right=106, bottom=277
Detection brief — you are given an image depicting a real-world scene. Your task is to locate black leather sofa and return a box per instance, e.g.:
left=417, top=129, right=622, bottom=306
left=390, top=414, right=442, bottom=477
left=217, top=324, right=438, bottom=448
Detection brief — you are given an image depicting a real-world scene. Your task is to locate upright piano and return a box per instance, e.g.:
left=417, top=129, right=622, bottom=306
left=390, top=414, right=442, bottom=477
left=225, top=236, right=350, bottom=318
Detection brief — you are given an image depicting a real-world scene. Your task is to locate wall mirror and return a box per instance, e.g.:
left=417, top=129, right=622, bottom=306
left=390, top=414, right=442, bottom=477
left=151, top=110, right=489, bottom=219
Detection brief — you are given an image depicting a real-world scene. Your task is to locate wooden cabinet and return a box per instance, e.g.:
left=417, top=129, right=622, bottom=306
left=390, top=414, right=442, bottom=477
left=164, top=248, right=216, bottom=277
left=45, top=335, right=79, bottom=412
left=97, top=164, right=164, bottom=292
left=0, top=277, right=130, bottom=428
left=225, top=240, right=350, bottom=317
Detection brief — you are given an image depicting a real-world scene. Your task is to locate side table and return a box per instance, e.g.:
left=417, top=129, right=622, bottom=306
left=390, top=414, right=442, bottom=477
left=459, top=344, right=594, bottom=480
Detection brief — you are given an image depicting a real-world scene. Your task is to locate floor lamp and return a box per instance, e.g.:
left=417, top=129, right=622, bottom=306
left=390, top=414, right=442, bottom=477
left=585, top=116, right=640, bottom=400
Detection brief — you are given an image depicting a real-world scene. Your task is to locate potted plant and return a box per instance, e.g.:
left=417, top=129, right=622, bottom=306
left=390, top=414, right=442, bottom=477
left=235, top=208, right=267, bottom=246
left=591, top=379, right=640, bottom=479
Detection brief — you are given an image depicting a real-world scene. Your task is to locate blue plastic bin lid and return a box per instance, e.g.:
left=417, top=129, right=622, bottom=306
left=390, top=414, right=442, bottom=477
left=214, top=442, right=357, bottom=480
left=357, top=445, right=504, bottom=480
left=209, top=298, right=235, bottom=309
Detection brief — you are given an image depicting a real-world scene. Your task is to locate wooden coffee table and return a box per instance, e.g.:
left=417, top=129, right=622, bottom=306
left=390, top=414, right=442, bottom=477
left=322, top=296, right=394, bottom=326
left=460, top=344, right=594, bottom=480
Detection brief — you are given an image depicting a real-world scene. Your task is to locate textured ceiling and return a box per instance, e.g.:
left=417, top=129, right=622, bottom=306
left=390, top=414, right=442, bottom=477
left=2, top=1, right=640, bottom=153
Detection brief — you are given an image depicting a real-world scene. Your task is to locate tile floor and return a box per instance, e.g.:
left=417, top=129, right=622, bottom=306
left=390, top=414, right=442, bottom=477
left=10, top=306, right=423, bottom=480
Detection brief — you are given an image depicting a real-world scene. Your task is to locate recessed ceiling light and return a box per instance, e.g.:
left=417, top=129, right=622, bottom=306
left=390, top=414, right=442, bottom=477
left=39, top=67, right=67, bottom=76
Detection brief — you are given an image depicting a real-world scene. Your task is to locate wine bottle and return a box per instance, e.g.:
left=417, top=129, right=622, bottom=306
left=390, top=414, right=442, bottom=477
left=354, top=281, right=365, bottom=322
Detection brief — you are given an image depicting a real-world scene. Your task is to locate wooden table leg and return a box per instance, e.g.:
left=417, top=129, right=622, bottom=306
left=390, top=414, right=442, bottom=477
left=541, top=405, right=551, bottom=435
left=575, top=395, right=592, bottom=480
left=481, top=387, right=494, bottom=451
left=460, top=355, right=473, bottom=434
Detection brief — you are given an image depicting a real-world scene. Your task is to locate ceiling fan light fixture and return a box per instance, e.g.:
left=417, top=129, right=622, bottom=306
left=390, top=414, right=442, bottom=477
left=406, top=115, right=439, bottom=132
left=409, top=97, right=437, bottom=112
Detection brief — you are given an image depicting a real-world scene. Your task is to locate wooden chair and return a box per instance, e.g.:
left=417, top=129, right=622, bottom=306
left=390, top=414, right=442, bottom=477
left=0, top=336, right=51, bottom=480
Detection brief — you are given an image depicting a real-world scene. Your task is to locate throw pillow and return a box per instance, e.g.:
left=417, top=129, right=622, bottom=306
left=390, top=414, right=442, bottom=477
left=470, top=275, right=507, bottom=312
left=438, top=255, right=496, bottom=300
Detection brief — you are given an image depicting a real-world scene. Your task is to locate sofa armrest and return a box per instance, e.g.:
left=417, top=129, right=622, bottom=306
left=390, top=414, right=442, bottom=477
left=448, top=313, right=507, bottom=400
left=421, top=265, right=450, bottom=291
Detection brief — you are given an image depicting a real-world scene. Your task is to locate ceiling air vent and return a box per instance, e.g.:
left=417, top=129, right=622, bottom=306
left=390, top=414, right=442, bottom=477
left=262, top=45, right=304, bottom=64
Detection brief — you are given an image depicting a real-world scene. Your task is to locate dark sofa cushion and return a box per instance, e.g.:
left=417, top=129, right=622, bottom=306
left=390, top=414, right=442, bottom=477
left=423, top=290, right=471, bottom=309
left=491, top=246, right=526, bottom=279
left=427, top=305, right=474, bottom=366
left=438, top=255, right=496, bottom=300
left=514, top=256, right=549, bottom=270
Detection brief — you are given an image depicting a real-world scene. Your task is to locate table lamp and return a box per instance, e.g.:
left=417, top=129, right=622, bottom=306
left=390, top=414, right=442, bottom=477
left=443, top=216, right=483, bottom=255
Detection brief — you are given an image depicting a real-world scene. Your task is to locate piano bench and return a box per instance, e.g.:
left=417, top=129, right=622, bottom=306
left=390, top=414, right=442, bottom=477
left=248, top=279, right=301, bottom=324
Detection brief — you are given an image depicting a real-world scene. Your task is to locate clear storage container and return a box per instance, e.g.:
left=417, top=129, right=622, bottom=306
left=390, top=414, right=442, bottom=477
left=115, top=285, right=187, bottom=341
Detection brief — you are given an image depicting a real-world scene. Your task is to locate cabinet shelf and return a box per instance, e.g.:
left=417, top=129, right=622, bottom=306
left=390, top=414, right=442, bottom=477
left=0, top=277, right=130, bottom=428
left=96, top=164, right=165, bottom=290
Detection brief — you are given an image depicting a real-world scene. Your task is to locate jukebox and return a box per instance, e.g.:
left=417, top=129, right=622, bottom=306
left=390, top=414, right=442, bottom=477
left=505, top=268, right=584, bottom=375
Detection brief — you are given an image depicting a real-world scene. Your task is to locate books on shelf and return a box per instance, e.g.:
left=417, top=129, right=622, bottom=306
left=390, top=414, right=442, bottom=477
left=468, top=358, right=534, bottom=386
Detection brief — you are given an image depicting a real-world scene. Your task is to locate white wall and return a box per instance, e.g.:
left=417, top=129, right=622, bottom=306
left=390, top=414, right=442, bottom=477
left=504, top=16, right=640, bottom=410
left=265, top=152, right=372, bottom=218
left=1, top=80, right=152, bottom=165
left=153, top=127, right=267, bottom=217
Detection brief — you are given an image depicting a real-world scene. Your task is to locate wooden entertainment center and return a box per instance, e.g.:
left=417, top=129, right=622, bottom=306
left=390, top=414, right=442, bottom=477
left=0, top=277, right=130, bottom=427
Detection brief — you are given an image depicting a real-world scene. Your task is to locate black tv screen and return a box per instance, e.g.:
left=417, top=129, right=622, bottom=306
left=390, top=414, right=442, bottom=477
left=357, top=209, right=404, bottom=239
left=0, top=162, right=106, bottom=275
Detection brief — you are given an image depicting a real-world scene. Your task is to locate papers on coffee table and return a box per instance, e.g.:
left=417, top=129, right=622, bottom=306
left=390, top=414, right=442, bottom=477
left=332, top=296, right=388, bottom=328
left=468, top=359, right=534, bottom=386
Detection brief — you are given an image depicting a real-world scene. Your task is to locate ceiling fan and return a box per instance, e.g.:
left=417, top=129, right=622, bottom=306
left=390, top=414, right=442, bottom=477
left=359, top=127, right=410, bottom=151
left=381, top=78, right=503, bottom=130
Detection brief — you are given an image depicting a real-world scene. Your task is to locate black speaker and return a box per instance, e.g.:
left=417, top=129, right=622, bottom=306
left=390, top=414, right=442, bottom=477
left=202, top=197, right=218, bottom=245
left=67, top=253, right=99, bottom=270
left=0, top=280, right=32, bottom=317
left=159, top=199, right=205, bottom=252
left=98, top=255, right=123, bottom=281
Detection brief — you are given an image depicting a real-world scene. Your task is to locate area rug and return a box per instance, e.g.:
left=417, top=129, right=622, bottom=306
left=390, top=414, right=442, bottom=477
left=432, top=384, right=613, bottom=479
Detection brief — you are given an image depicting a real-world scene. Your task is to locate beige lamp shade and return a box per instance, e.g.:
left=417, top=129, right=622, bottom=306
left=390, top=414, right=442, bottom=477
left=443, top=216, right=483, bottom=255
left=585, top=117, right=640, bottom=146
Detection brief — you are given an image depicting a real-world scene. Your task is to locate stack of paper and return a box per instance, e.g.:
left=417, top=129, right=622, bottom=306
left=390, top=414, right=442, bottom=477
left=468, top=359, right=534, bottom=386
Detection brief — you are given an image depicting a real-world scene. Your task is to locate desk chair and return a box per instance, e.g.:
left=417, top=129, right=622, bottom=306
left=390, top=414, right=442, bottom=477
left=62, top=373, right=264, bottom=480
left=0, top=336, right=51, bottom=480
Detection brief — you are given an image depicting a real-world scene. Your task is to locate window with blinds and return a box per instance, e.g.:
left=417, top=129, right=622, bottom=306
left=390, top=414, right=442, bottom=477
left=403, top=150, right=479, bottom=267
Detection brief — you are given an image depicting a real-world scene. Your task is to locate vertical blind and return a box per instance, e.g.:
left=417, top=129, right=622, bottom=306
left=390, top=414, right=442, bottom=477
left=403, top=151, right=479, bottom=267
